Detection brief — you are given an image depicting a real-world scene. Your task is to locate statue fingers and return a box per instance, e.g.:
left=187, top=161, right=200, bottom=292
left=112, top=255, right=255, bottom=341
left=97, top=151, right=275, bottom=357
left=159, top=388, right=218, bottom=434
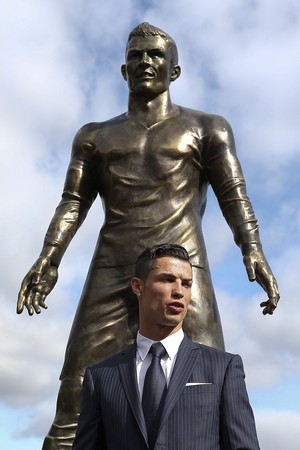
left=31, top=291, right=48, bottom=314
left=260, top=297, right=278, bottom=315
left=17, top=274, right=33, bottom=313
left=23, top=291, right=36, bottom=316
left=39, top=296, right=48, bottom=311
left=16, top=293, right=25, bottom=314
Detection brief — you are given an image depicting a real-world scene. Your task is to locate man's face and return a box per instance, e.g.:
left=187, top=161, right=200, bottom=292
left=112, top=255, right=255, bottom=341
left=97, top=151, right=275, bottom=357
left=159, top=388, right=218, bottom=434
left=122, top=36, right=176, bottom=97
left=132, top=256, right=193, bottom=338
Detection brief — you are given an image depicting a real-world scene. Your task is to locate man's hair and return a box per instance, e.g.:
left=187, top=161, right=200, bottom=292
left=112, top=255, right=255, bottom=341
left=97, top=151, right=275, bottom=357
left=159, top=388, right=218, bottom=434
left=135, top=243, right=190, bottom=280
left=127, top=22, right=179, bottom=65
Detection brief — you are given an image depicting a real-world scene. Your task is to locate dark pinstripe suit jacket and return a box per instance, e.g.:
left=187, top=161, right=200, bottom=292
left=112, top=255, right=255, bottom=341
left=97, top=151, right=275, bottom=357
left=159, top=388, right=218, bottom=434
left=73, top=336, right=260, bottom=449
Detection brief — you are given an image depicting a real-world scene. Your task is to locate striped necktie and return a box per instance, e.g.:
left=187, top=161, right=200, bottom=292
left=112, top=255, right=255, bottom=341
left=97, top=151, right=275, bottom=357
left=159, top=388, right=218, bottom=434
left=142, top=342, right=167, bottom=446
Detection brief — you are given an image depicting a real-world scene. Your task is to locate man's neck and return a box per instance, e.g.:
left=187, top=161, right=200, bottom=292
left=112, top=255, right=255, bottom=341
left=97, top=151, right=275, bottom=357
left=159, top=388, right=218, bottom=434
left=139, top=323, right=183, bottom=341
left=127, top=90, right=177, bottom=128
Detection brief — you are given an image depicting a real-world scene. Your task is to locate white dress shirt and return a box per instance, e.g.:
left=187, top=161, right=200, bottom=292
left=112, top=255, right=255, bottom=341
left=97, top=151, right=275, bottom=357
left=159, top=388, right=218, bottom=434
left=136, top=328, right=184, bottom=399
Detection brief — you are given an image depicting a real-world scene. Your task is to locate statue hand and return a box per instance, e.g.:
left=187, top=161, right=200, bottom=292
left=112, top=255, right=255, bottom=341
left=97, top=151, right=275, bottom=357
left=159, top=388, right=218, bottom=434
left=243, top=249, right=280, bottom=315
left=17, top=257, right=58, bottom=315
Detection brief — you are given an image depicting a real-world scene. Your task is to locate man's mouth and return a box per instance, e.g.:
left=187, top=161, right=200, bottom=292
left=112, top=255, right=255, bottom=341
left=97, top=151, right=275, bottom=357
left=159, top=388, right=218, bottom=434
left=167, top=301, right=185, bottom=314
left=135, top=71, right=155, bottom=79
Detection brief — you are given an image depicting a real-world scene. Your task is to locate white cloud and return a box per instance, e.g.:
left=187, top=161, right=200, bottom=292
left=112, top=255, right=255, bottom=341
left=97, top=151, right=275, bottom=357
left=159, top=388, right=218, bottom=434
left=216, top=252, right=300, bottom=387
left=256, top=410, right=300, bottom=450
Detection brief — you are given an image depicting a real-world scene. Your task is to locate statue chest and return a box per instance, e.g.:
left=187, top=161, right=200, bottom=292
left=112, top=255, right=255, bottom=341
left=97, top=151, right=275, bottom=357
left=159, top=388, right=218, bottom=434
left=93, top=121, right=203, bottom=183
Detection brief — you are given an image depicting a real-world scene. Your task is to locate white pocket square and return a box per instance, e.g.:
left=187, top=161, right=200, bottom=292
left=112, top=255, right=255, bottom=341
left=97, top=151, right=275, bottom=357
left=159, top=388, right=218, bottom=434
left=185, top=382, right=212, bottom=386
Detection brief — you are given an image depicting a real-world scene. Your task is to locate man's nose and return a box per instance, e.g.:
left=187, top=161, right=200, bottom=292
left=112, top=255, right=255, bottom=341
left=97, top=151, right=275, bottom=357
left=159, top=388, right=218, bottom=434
left=171, top=283, right=184, bottom=299
left=140, top=52, right=151, bottom=65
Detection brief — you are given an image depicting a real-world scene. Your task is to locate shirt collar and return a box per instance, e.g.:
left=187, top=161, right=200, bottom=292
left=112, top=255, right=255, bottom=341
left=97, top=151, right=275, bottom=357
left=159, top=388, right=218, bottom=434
left=136, top=328, right=184, bottom=361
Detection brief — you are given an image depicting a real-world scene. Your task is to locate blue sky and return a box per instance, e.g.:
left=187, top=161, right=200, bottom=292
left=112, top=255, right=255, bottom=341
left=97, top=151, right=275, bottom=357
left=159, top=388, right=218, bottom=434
left=1, top=0, right=300, bottom=449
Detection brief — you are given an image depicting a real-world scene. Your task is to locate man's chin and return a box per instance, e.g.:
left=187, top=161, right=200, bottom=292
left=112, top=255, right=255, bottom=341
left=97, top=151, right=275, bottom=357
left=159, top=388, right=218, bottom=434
left=165, top=315, right=185, bottom=327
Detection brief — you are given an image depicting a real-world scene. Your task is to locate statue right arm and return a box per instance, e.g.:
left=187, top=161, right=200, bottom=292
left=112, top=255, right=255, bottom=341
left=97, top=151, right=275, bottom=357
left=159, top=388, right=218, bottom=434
left=203, top=114, right=279, bottom=315
left=17, top=128, right=98, bottom=315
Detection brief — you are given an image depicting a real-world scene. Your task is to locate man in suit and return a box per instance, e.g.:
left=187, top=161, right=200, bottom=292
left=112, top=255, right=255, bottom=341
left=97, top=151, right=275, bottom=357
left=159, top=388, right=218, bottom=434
left=73, top=243, right=260, bottom=449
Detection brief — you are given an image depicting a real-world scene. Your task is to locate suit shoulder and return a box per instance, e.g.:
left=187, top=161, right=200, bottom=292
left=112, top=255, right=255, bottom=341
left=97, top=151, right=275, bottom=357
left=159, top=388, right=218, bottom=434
left=186, top=338, right=238, bottom=363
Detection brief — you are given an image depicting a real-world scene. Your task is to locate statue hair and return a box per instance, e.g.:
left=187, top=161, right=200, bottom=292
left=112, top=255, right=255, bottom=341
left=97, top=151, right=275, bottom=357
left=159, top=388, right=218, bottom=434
left=127, top=22, right=179, bottom=64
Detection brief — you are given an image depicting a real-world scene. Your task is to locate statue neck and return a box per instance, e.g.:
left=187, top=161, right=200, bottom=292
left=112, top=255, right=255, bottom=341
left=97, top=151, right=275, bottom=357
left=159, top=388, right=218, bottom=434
left=127, top=90, right=177, bottom=128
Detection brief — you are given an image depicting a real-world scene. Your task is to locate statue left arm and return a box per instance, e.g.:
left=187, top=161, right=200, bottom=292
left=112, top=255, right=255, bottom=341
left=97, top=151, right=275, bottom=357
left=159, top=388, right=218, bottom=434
left=204, top=115, right=279, bottom=314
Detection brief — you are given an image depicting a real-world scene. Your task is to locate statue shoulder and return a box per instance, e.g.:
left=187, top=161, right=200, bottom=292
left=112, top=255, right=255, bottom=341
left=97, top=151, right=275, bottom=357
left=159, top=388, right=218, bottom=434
left=179, top=106, right=232, bottom=133
left=71, top=123, right=99, bottom=159
left=205, top=113, right=233, bottom=135
left=177, top=106, right=235, bottom=153
left=71, top=113, right=127, bottom=156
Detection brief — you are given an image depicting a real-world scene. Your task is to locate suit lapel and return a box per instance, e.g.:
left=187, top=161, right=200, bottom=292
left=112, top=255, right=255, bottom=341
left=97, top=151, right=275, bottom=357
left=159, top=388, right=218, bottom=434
left=159, top=336, right=200, bottom=430
left=118, top=344, right=148, bottom=445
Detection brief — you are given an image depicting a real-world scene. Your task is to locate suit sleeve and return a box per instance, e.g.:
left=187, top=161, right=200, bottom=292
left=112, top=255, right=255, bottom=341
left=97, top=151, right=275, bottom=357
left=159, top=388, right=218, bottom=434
left=219, top=354, right=260, bottom=450
left=72, top=368, right=107, bottom=450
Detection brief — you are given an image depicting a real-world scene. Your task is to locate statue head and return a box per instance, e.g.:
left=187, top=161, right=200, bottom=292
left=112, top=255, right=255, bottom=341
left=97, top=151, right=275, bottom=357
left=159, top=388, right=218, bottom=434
left=121, top=23, right=181, bottom=93
left=127, top=22, right=179, bottom=65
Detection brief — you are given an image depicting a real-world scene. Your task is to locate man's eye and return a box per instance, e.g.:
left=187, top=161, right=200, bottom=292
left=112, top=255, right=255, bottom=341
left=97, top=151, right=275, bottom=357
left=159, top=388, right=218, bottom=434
left=129, top=52, right=140, bottom=59
left=161, top=277, right=172, bottom=283
left=150, top=51, right=163, bottom=58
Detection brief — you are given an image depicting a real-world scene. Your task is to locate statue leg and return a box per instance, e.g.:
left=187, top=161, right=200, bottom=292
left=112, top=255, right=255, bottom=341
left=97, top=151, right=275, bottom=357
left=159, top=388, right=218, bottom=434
left=42, top=378, right=82, bottom=450
left=42, top=264, right=138, bottom=450
left=183, top=265, right=225, bottom=350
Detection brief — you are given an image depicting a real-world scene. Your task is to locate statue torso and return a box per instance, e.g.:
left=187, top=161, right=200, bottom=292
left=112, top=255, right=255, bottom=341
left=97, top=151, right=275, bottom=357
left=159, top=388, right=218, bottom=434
left=81, top=106, right=211, bottom=266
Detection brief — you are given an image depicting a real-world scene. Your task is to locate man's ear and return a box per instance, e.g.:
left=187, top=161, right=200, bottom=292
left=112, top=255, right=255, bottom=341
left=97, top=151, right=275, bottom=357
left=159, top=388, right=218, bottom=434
left=170, top=64, right=181, bottom=82
left=121, top=64, right=127, bottom=81
left=131, top=277, right=143, bottom=297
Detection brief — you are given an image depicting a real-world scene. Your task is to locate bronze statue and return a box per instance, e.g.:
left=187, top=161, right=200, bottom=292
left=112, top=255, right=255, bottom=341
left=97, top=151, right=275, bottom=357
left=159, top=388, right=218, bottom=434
left=17, top=22, right=279, bottom=450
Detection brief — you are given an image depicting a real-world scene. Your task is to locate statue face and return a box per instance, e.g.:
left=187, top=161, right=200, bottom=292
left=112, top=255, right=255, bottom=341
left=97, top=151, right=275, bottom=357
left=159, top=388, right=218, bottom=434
left=123, top=35, right=175, bottom=97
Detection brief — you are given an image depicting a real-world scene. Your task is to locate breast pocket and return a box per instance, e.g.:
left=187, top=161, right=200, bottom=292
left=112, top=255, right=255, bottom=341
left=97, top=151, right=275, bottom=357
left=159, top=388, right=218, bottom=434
left=183, top=383, right=217, bottom=395
left=178, top=384, right=219, bottom=418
